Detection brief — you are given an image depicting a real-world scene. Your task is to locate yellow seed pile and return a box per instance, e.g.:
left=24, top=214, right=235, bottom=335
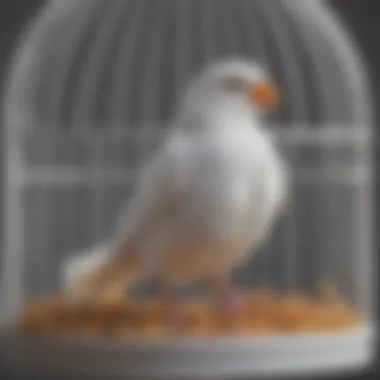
left=18, top=287, right=362, bottom=338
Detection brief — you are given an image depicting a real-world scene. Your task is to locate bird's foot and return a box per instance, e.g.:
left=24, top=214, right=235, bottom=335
left=163, top=299, right=189, bottom=330
left=207, top=273, right=246, bottom=322
left=221, top=292, right=246, bottom=322
left=149, top=277, right=189, bottom=331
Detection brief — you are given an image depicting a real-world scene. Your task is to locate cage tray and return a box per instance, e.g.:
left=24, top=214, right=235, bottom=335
left=0, top=324, right=374, bottom=379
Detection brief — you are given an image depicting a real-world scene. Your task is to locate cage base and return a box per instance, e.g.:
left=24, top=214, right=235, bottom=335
left=0, top=323, right=374, bottom=379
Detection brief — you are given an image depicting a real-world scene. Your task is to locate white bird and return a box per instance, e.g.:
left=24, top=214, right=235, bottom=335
left=61, top=58, right=288, bottom=323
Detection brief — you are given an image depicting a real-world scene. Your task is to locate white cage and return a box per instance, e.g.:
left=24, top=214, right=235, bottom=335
left=0, top=0, right=375, bottom=378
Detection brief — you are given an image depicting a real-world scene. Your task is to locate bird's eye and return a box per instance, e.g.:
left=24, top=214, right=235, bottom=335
left=222, top=77, right=246, bottom=92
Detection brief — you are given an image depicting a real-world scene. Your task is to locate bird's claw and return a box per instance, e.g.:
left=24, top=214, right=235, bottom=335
left=222, top=292, right=246, bottom=321
left=162, top=299, right=190, bottom=332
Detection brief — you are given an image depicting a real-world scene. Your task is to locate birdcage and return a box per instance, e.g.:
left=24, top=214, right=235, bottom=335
left=0, top=0, right=374, bottom=378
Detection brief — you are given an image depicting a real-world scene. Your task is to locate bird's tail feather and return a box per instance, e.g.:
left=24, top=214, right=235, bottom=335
left=61, top=240, right=141, bottom=301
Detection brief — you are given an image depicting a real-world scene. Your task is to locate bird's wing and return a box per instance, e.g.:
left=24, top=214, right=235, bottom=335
left=61, top=140, right=189, bottom=300
left=113, top=138, right=188, bottom=251
left=254, top=156, right=288, bottom=247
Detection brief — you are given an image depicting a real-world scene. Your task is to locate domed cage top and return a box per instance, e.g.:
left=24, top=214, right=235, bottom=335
left=0, top=0, right=375, bottom=378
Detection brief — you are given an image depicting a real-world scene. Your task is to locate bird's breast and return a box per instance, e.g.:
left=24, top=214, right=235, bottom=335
left=169, top=128, right=283, bottom=228
left=153, top=130, right=285, bottom=279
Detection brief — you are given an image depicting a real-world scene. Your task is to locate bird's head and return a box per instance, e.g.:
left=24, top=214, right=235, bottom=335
left=177, top=58, right=280, bottom=126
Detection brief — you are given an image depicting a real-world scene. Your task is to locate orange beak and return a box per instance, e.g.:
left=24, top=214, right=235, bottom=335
left=247, top=80, right=280, bottom=109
